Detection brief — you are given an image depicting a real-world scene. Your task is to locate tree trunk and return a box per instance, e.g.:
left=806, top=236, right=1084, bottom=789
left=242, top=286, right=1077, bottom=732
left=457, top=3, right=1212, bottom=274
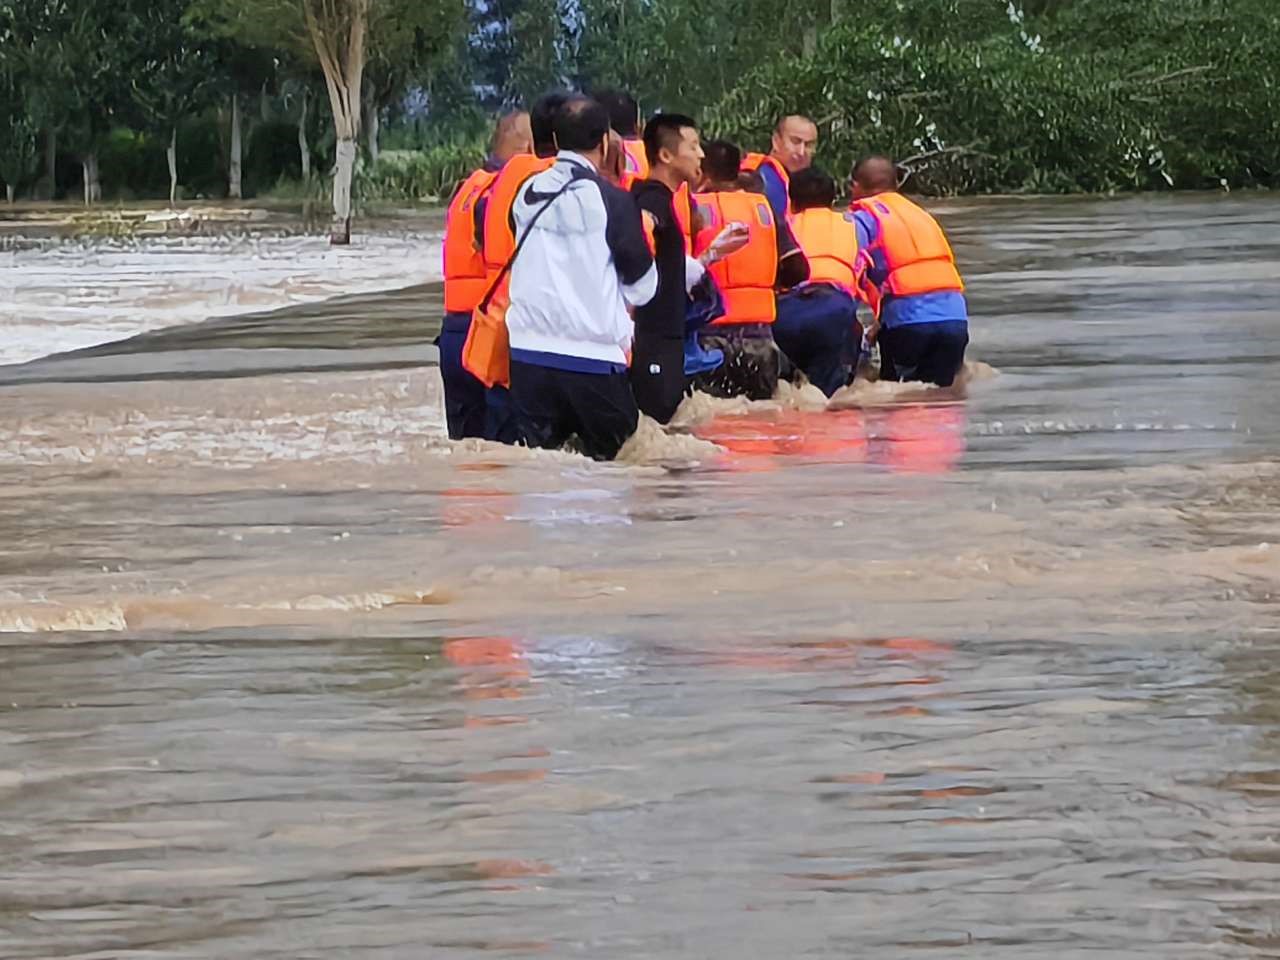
left=298, top=88, right=311, bottom=180
left=81, top=153, right=100, bottom=205
left=44, top=128, right=57, bottom=198
left=5, top=184, right=13, bottom=204
left=228, top=93, right=243, bottom=200
left=331, top=137, right=356, bottom=244
left=306, top=0, right=367, bottom=243
left=366, top=101, right=380, bottom=167
left=167, top=126, right=178, bottom=206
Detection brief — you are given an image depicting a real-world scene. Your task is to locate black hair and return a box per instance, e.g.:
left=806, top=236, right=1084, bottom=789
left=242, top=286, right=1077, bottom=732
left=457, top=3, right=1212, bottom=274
left=593, top=88, right=641, bottom=137
left=701, top=139, right=742, bottom=183
left=789, top=166, right=837, bottom=210
left=642, top=112, right=698, bottom=167
left=553, top=96, right=611, bottom=152
left=530, top=90, right=572, bottom=158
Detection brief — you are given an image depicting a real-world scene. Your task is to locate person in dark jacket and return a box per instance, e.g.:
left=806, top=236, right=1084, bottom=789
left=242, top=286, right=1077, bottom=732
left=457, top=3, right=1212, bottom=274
left=629, top=113, right=747, bottom=423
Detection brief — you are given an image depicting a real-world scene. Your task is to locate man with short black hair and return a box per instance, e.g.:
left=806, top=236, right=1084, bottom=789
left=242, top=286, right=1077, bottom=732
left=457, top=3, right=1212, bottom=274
left=689, top=139, right=809, bottom=401
left=629, top=113, right=747, bottom=423
left=594, top=87, right=648, bottom=187
left=505, top=96, right=658, bottom=460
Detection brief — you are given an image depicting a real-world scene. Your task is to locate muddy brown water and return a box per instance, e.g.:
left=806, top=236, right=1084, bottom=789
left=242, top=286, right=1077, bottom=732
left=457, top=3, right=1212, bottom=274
left=2, top=194, right=1280, bottom=958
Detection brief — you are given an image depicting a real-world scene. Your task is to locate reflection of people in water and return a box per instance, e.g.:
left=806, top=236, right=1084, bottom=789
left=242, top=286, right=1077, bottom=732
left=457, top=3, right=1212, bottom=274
left=694, top=402, right=966, bottom=474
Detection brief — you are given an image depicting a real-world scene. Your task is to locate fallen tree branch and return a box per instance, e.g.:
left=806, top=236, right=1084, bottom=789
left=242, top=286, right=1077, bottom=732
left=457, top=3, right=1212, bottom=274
left=898, top=143, right=994, bottom=168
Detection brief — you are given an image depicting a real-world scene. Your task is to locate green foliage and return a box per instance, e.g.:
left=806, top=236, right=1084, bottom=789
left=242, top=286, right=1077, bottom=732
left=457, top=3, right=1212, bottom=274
left=356, top=140, right=486, bottom=202
left=702, top=0, right=1280, bottom=194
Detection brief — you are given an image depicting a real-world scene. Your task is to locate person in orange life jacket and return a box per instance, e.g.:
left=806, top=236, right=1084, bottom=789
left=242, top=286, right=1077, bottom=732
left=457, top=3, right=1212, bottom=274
left=772, top=167, right=862, bottom=397
left=505, top=97, right=658, bottom=461
left=438, top=110, right=532, bottom=443
left=690, top=139, right=809, bottom=401
left=741, top=115, right=818, bottom=221
left=629, top=114, right=750, bottom=424
left=848, top=155, right=968, bottom=387
left=595, top=88, right=649, bottom=188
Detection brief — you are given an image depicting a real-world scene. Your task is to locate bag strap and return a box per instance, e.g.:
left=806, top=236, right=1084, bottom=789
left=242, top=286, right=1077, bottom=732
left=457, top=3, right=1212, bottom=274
left=477, top=174, right=576, bottom=312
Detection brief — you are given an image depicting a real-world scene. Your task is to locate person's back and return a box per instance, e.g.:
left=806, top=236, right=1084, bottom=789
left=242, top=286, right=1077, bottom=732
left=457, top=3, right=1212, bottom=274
left=505, top=97, right=657, bottom=460
left=848, top=155, right=968, bottom=387
left=773, top=167, right=861, bottom=396
left=688, top=140, right=808, bottom=401
left=438, top=110, right=531, bottom=442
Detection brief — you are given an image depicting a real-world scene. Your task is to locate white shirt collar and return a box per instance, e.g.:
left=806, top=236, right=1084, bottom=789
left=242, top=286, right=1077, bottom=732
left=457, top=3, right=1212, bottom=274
left=557, top=150, right=597, bottom=173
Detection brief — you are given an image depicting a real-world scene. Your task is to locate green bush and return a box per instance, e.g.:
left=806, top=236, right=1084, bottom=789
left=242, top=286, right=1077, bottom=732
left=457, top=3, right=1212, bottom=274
left=704, top=0, right=1280, bottom=195
left=356, top=139, right=487, bottom=202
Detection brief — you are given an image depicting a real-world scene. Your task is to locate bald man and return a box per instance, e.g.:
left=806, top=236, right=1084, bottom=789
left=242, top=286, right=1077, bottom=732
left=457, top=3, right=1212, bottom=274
left=741, top=115, right=818, bottom=221
left=438, top=110, right=531, bottom=443
left=847, top=155, right=969, bottom=387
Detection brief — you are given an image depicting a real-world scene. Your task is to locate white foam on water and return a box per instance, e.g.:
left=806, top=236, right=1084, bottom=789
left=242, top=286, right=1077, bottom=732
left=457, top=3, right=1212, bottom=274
left=0, top=230, right=443, bottom=366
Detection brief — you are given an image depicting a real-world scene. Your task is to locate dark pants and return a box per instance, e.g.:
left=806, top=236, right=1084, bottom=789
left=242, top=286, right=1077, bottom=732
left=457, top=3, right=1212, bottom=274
left=692, top=324, right=784, bottom=401
left=630, top=337, right=688, bottom=425
left=774, top=286, right=860, bottom=397
left=879, top=321, right=969, bottom=387
left=509, top=359, right=639, bottom=461
left=438, top=313, right=518, bottom=443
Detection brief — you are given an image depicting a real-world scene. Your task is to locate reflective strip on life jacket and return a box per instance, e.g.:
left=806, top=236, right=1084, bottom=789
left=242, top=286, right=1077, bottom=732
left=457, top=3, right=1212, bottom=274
left=790, top=207, right=857, bottom=293
left=741, top=152, right=791, bottom=216
left=620, top=139, right=650, bottom=191
left=442, top=168, right=499, bottom=313
left=481, top=154, right=554, bottom=279
left=673, top=182, right=694, bottom=256
left=693, top=190, right=778, bottom=325
left=850, top=191, right=963, bottom=314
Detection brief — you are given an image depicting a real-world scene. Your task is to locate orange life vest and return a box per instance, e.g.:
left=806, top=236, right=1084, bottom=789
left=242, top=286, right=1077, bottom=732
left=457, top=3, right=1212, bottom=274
left=789, top=207, right=857, bottom=292
left=673, top=182, right=694, bottom=255
left=692, top=190, right=778, bottom=326
left=741, top=152, right=791, bottom=216
left=481, top=154, right=555, bottom=279
left=442, top=168, right=499, bottom=314
left=620, top=139, right=650, bottom=190
left=465, top=154, right=552, bottom=390
left=849, top=191, right=963, bottom=316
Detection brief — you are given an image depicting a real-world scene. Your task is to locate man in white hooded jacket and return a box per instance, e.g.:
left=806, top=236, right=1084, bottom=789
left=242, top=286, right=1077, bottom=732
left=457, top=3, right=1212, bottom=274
left=505, top=96, right=658, bottom=461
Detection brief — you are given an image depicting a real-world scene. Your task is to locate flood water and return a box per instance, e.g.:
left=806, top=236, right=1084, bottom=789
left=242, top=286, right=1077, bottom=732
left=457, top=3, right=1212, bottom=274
left=3, top=194, right=1280, bottom=958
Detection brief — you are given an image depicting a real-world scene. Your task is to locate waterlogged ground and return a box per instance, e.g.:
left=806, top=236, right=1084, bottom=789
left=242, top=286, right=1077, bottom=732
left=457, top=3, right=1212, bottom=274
left=2, top=195, right=1280, bottom=958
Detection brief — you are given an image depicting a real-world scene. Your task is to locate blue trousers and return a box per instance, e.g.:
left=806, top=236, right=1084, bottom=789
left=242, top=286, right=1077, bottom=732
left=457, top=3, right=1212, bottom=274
left=879, top=320, right=969, bottom=387
left=437, top=313, right=518, bottom=443
left=774, top=286, right=860, bottom=397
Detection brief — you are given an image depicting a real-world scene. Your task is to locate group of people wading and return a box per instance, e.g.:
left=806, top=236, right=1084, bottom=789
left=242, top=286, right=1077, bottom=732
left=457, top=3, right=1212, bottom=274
left=440, top=90, right=970, bottom=461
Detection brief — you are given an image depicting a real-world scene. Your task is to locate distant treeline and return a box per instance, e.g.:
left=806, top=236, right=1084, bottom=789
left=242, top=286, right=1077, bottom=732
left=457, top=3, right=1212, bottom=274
left=3, top=0, right=1276, bottom=208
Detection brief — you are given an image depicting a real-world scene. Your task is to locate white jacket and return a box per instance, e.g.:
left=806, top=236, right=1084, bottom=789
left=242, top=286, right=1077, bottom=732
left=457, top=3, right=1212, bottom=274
left=506, top=152, right=658, bottom=367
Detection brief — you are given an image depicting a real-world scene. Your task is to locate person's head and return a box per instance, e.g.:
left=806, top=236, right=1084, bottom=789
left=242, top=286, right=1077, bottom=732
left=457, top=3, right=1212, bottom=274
left=530, top=90, right=572, bottom=158
left=552, top=96, right=612, bottom=168
left=789, top=166, right=836, bottom=211
left=490, top=110, right=532, bottom=162
left=700, top=139, right=742, bottom=191
left=770, top=115, right=818, bottom=173
left=594, top=87, right=641, bottom=138
left=851, top=154, right=899, bottom=200
left=643, top=113, right=703, bottom=187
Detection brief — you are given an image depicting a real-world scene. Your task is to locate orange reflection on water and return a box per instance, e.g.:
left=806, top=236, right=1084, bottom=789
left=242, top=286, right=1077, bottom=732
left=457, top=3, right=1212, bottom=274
left=694, top=402, right=967, bottom=474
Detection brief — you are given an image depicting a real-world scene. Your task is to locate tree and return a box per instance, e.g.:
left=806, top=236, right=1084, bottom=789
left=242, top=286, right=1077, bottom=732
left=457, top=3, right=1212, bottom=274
left=0, top=89, right=40, bottom=202
left=128, top=0, right=219, bottom=204
left=2, top=0, right=130, bottom=204
left=195, top=0, right=464, bottom=243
